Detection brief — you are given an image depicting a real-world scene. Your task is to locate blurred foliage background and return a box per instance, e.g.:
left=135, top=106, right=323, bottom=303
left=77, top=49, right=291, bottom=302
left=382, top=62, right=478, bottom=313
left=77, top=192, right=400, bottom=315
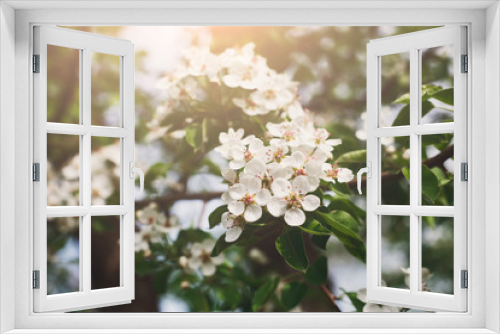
left=45, top=26, right=455, bottom=312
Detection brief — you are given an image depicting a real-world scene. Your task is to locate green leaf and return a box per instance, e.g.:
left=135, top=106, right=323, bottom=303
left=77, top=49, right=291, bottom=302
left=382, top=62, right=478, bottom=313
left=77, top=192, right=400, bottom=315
left=144, top=162, right=170, bottom=191
left=304, top=256, right=328, bottom=285
left=185, top=123, right=203, bottom=150
left=430, top=88, right=454, bottom=106
left=335, top=150, right=366, bottom=163
left=431, top=167, right=451, bottom=187
left=402, top=167, right=410, bottom=181
left=340, top=288, right=365, bottom=312
left=392, top=93, right=410, bottom=105
left=422, top=165, right=440, bottom=201
left=252, top=277, right=279, bottom=312
left=313, top=211, right=366, bottom=262
left=281, top=282, right=308, bottom=310
left=275, top=227, right=309, bottom=272
left=208, top=205, right=227, bottom=229
left=311, top=235, right=330, bottom=250
left=326, top=197, right=366, bottom=223
left=211, top=234, right=232, bottom=257
left=298, top=217, right=332, bottom=236
left=328, top=181, right=351, bottom=196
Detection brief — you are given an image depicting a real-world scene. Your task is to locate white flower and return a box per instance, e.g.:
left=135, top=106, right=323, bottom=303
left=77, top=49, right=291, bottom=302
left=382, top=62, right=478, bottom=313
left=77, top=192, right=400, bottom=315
left=228, top=137, right=265, bottom=169
left=357, top=287, right=401, bottom=312
left=91, top=173, right=114, bottom=205
left=180, top=47, right=219, bottom=79
left=187, top=239, right=224, bottom=276
left=136, top=203, right=167, bottom=226
left=214, top=128, right=247, bottom=161
left=258, top=142, right=290, bottom=164
left=221, top=212, right=243, bottom=242
left=221, top=168, right=238, bottom=184
left=250, top=81, right=295, bottom=111
left=285, top=100, right=305, bottom=120
left=244, top=158, right=292, bottom=189
left=286, top=150, right=323, bottom=191
left=310, top=128, right=342, bottom=158
left=267, top=121, right=303, bottom=147
left=227, top=174, right=271, bottom=222
left=221, top=47, right=268, bottom=90
left=321, top=163, right=354, bottom=183
left=233, top=97, right=269, bottom=116
left=268, top=176, right=321, bottom=226
left=401, top=267, right=433, bottom=291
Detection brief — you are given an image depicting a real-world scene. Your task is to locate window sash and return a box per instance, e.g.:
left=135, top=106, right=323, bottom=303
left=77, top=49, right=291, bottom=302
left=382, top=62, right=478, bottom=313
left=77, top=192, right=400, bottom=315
left=366, top=26, right=467, bottom=312
left=33, top=25, right=136, bottom=313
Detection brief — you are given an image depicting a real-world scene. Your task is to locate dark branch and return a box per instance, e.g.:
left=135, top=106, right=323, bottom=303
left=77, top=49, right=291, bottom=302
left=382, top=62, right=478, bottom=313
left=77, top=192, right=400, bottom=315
left=137, top=144, right=454, bottom=208
left=347, top=144, right=454, bottom=190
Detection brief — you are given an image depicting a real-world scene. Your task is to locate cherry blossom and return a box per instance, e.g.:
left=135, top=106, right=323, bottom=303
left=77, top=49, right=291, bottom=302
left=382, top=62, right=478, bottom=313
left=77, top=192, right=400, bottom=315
left=187, top=239, right=224, bottom=277
left=268, top=176, right=321, bottom=226
left=221, top=212, right=244, bottom=242
left=227, top=174, right=271, bottom=222
left=321, top=163, right=355, bottom=183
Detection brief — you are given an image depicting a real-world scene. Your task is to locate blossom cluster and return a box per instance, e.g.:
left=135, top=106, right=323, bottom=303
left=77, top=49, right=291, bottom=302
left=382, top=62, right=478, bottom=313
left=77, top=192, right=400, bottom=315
left=215, top=117, right=354, bottom=242
left=148, top=43, right=303, bottom=142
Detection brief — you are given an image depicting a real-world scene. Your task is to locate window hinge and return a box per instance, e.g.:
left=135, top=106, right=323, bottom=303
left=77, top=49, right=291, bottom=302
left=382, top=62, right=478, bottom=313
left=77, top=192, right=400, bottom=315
left=461, top=54, right=468, bottom=73
left=33, top=163, right=40, bottom=182
left=461, top=162, right=468, bottom=181
left=33, top=54, right=40, bottom=73
left=33, top=270, right=40, bottom=289
left=461, top=270, right=468, bottom=289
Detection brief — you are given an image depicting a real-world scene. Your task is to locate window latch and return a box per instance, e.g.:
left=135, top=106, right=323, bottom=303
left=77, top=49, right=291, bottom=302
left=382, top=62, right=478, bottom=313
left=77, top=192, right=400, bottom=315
left=129, top=162, right=144, bottom=195
left=357, top=162, right=371, bottom=195
left=33, top=270, right=40, bottom=289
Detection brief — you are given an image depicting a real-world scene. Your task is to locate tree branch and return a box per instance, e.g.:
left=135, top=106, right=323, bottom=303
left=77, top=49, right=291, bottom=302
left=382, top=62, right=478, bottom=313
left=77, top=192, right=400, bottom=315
left=137, top=144, right=454, bottom=209
left=320, top=284, right=341, bottom=312
left=347, top=144, right=454, bottom=190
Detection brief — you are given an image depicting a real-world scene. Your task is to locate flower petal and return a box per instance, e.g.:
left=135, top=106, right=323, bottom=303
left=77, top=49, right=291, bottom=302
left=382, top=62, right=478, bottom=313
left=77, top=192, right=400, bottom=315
left=271, top=178, right=291, bottom=198
left=284, top=207, right=306, bottom=226
left=302, top=195, right=320, bottom=211
left=228, top=200, right=245, bottom=215
left=244, top=204, right=262, bottom=222
left=240, top=174, right=262, bottom=194
left=292, top=175, right=310, bottom=195
left=229, top=159, right=245, bottom=170
left=255, top=188, right=271, bottom=206
left=221, top=168, right=237, bottom=183
left=244, top=158, right=266, bottom=177
left=228, top=184, right=246, bottom=200
left=225, top=226, right=243, bottom=243
left=289, top=151, right=306, bottom=168
left=188, top=256, right=202, bottom=270
left=201, top=262, right=216, bottom=276
left=267, top=197, right=287, bottom=217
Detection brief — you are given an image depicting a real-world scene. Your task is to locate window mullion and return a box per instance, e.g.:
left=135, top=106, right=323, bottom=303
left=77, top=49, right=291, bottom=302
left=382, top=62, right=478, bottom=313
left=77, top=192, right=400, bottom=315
left=82, top=47, right=92, bottom=294
left=409, top=47, right=420, bottom=294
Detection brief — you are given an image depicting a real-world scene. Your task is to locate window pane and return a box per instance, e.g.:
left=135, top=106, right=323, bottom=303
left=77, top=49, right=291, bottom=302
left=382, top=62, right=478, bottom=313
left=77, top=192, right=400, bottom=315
left=381, top=136, right=410, bottom=205
left=421, top=134, right=454, bottom=206
left=381, top=215, right=410, bottom=290
left=47, top=217, right=80, bottom=295
left=47, top=45, right=80, bottom=124
left=91, top=137, right=121, bottom=206
left=47, top=133, right=80, bottom=206
left=91, top=52, right=121, bottom=127
left=91, top=216, right=121, bottom=290
left=421, top=216, right=454, bottom=294
left=380, top=52, right=410, bottom=127
left=420, top=45, right=454, bottom=124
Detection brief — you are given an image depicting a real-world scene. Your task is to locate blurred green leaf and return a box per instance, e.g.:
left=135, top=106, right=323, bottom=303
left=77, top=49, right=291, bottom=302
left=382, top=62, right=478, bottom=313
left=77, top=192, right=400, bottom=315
left=144, top=162, right=170, bottom=191
left=431, top=166, right=451, bottom=187
left=311, top=235, right=330, bottom=250
left=402, top=167, right=410, bottom=181
left=422, top=165, right=440, bottom=201
left=275, top=227, right=309, bottom=272
left=211, top=234, right=232, bottom=257
left=335, top=150, right=366, bottom=163
left=430, top=88, right=454, bottom=106
left=252, top=277, right=279, bottom=311
left=326, top=197, right=366, bottom=223
left=208, top=205, right=227, bottom=229
left=185, top=123, right=203, bottom=150
left=299, top=217, right=332, bottom=236
left=304, top=256, right=328, bottom=285
left=313, top=211, right=365, bottom=262
left=340, top=288, right=365, bottom=312
left=281, top=282, right=308, bottom=310
left=328, top=181, right=351, bottom=196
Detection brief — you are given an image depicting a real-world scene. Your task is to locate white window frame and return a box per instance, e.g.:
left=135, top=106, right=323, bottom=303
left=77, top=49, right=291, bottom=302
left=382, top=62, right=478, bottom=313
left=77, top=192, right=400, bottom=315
left=0, top=1, right=499, bottom=333
left=33, top=26, right=136, bottom=313
left=366, top=26, right=467, bottom=312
